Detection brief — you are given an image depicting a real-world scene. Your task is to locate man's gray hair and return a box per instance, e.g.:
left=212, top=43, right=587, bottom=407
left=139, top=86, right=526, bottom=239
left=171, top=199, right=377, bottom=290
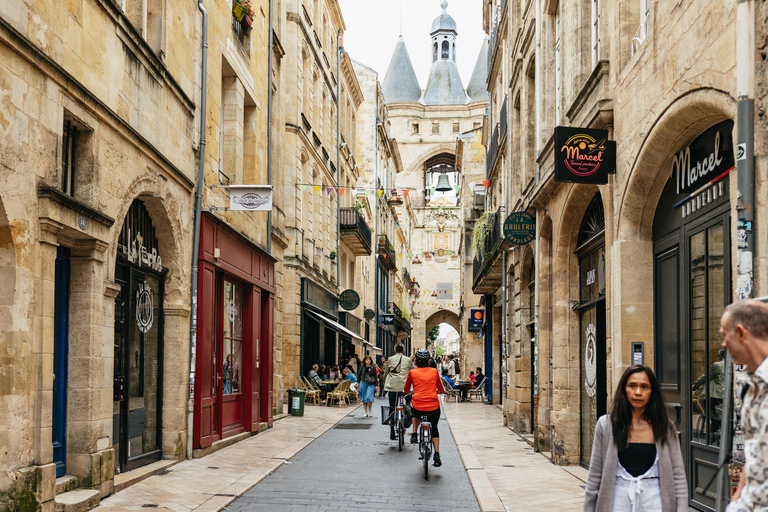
left=724, top=299, right=768, bottom=339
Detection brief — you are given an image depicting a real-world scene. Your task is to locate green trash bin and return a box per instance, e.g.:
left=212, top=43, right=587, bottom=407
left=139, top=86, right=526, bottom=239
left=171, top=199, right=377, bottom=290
left=288, top=388, right=306, bottom=416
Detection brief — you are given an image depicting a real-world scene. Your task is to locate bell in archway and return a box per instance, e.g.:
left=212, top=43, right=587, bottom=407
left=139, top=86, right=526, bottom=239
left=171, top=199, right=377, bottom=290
left=435, top=172, right=452, bottom=192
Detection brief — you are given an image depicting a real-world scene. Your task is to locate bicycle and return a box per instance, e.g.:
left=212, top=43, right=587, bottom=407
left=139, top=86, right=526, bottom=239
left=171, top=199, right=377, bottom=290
left=394, top=394, right=407, bottom=451
left=417, top=414, right=433, bottom=480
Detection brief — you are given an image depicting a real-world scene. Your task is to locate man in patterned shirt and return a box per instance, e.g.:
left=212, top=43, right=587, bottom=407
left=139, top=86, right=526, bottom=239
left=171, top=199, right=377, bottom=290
left=720, top=300, right=768, bottom=511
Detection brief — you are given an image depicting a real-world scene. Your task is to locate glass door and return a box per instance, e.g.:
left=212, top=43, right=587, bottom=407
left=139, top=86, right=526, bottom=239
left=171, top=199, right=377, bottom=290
left=113, top=262, right=164, bottom=473
left=219, top=279, right=245, bottom=437
left=688, top=218, right=729, bottom=511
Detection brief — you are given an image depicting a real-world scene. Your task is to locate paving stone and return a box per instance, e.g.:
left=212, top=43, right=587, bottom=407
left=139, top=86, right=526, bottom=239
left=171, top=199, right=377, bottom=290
left=232, top=397, right=480, bottom=511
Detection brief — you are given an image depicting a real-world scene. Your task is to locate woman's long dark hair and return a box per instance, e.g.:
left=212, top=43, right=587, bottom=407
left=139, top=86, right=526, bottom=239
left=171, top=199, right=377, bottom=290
left=610, top=365, right=670, bottom=449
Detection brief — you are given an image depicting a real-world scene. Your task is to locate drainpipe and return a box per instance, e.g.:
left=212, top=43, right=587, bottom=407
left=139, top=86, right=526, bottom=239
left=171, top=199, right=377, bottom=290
left=373, top=90, right=380, bottom=355
left=336, top=30, right=343, bottom=287
left=266, top=0, right=273, bottom=253
left=717, top=1, right=755, bottom=509
left=188, top=0, right=208, bottom=460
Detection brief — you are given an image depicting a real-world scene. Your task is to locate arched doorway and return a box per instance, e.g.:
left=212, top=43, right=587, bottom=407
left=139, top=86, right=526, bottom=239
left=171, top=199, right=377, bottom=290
left=113, top=198, right=166, bottom=473
left=575, top=194, right=607, bottom=467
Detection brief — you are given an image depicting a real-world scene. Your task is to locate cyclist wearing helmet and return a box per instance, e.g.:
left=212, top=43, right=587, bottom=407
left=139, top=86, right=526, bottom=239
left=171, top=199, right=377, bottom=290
left=404, top=348, right=445, bottom=467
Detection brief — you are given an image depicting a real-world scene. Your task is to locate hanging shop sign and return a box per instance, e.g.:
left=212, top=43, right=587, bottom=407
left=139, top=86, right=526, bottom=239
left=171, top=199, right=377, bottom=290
left=554, top=126, right=616, bottom=184
left=503, top=212, right=536, bottom=245
left=339, top=289, right=360, bottom=311
left=468, top=309, right=484, bottom=332
left=671, top=120, right=734, bottom=195
left=380, top=314, right=394, bottom=325
left=229, top=185, right=273, bottom=211
left=364, top=308, right=376, bottom=321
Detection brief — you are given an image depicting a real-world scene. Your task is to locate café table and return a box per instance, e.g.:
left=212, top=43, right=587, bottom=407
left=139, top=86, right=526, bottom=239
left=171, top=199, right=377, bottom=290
left=320, top=380, right=341, bottom=385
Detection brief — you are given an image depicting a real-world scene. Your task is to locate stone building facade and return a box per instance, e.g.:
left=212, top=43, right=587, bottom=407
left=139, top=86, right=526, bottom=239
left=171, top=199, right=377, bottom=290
left=479, top=0, right=768, bottom=509
left=279, top=0, right=367, bottom=392
left=190, top=0, right=282, bottom=454
left=382, top=2, right=488, bottom=366
left=0, top=0, right=199, bottom=508
left=351, top=60, right=410, bottom=359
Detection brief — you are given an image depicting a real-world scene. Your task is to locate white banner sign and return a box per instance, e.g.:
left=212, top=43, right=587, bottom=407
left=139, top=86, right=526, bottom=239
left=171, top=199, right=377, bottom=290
left=229, top=185, right=273, bottom=211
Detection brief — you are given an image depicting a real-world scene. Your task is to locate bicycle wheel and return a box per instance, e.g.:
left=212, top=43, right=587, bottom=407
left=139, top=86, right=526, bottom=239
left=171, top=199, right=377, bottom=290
left=422, top=426, right=431, bottom=480
left=423, top=444, right=429, bottom=480
left=397, top=419, right=404, bottom=451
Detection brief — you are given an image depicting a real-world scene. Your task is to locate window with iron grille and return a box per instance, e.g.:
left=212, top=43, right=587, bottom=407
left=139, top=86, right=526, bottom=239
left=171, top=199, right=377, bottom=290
left=61, top=120, right=77, bottom=196
left=412, top=123, right=420, bottom=134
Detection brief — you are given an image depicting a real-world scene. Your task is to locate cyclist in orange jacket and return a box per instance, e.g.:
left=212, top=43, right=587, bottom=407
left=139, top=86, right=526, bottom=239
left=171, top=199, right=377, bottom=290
left=404, top=348, right=445, bottom=467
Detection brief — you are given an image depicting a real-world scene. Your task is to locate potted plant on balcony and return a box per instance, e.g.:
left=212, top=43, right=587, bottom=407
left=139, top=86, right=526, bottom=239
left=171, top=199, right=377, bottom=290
left=472, top=210, right=495, bottom=255
left=329, top=250, right=337, bottom=260
left=233, top=0, right=254, bottom=27
left=351, top=199, right=367, bottom=211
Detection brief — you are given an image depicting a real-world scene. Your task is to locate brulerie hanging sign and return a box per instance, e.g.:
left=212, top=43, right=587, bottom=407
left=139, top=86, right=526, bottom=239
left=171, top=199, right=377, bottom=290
left=339, top=289, right=360, bottom=311
left=503, top=212, right=536, bottom=246
left=229, top=185, right=273, bottom=211
left=554, top=126, right=616, bottom=184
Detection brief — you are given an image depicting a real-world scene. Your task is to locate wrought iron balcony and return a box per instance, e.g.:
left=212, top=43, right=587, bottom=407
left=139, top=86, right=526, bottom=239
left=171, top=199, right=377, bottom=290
left=403, top=267, right=413, bottom=291
left=472, top=209, right=505, bottom=294
left=389, top=302, right=403, bottom=326
left=377, top=234, right=397, bottom=272
left=340, top=207, right=372, bottom=255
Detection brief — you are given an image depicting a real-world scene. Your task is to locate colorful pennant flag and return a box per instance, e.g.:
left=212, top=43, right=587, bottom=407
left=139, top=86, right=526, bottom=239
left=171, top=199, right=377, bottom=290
left=314, top=186, right=320, bottom=194
left=301, top=184, right=308, bottom=191
left=403, top=190, right=409, bottom=198
left=326, top=187, right=332, bottom=196
left=483, top=179, right=490, bottom=189
left=377, top=190, right=383, bottom=198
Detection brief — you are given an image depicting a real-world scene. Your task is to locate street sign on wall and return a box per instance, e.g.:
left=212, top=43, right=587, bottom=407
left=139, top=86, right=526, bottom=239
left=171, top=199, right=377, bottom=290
left=364, top=308, right=375, bottom=320
left=554, top=127, right=616, bottom=184
left=503, top=212, right=535, bottom=245
left=339, top=289, right=360, bottom=311
left=468, top=309, right=484, bottom=332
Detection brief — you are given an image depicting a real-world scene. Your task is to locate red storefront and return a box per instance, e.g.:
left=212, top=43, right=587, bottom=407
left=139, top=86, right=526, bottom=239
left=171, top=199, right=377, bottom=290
left=193, top=213, right=275, bottom=449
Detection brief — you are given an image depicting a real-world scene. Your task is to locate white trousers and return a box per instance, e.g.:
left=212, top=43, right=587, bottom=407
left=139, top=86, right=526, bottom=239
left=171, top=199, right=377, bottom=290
left=612, top=476, right=662, bottom=512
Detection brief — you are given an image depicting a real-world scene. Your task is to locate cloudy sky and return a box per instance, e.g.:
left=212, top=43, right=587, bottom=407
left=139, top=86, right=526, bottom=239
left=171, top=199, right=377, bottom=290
left=338, top=0, right=486, bottom=89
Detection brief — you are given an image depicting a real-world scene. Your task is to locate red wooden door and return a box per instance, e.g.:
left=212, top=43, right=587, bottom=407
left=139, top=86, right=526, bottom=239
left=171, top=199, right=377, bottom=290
left=196, top=262, right=219, bottom=448
left=220, top=278, right=246, bottom=438
left=250, top=288, right=261, bottom=431
left=260, top=294, right=274, bottom=427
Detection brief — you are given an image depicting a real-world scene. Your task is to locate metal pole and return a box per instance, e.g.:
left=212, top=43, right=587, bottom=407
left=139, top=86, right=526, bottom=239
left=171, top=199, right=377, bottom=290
left=373, top=88, right=380, bottom=355
left=717, top=1, right=755, bottom=509
left=336, top=31, right=343, bottom=288
left=188, top=0, right=208, bottom=458
left=266, top=0, right=273, bottom=253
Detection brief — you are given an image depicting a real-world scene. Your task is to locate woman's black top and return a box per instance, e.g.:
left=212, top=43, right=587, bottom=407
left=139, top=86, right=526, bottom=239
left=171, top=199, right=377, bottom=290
left=618, top=443, right=657, bottom=477
left=358, top=365, right=377, bottom=385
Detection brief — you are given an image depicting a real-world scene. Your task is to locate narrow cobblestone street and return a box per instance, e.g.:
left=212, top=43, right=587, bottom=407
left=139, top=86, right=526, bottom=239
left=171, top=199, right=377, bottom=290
left=228, top=398, right=480, bottom=512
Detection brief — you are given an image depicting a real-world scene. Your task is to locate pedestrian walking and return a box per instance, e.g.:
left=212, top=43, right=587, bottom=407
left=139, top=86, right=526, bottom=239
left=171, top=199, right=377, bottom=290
left=446, top=354, right=457, bottom=379
left=719, top=300, right=768, bottom=511
left=358, top=356, right=378, bottom=417
left=383, top=343, right=413, bottom=440
left=583, top=365, right=687, bottom=512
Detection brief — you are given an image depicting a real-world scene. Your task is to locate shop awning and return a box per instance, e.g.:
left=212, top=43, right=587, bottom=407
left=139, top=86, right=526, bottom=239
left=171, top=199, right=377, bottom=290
left=305, top=309, right=366, bottom=346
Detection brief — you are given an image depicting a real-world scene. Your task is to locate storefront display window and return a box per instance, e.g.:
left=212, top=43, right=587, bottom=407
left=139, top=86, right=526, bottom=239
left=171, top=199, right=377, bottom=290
left=223, top=280, right=243, bottom=394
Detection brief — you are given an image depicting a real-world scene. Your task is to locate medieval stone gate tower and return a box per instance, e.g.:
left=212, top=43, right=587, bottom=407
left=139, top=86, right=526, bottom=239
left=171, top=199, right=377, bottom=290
left=382, top=1, right=488, bottom=363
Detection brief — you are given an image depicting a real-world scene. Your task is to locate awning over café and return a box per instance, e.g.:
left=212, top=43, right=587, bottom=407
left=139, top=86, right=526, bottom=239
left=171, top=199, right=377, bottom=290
left=305, top=309, right=366, bottom=346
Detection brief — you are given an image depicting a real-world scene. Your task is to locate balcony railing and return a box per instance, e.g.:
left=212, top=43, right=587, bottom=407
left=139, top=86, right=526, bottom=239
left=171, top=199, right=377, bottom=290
left=486, top=123, right=500, bottom=176
left=389, top=302, right=402, bottom=323
left=403, top=267, right=413, bottom=290
left=340, top=207, right=372, bottom=255
left=377, top=234, right=397, bottom=271
left=472, top=210, right=503, bottom=290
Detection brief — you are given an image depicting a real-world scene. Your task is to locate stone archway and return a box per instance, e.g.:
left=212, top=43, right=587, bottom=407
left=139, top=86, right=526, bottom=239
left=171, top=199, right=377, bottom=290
left=424, top=308, right=461, bottom=337
left=612, top=88, right=736, bottom=375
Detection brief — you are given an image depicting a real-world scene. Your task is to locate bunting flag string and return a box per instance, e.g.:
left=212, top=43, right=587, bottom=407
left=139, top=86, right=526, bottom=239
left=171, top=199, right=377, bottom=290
left=294, top=182, right=481, bottom=194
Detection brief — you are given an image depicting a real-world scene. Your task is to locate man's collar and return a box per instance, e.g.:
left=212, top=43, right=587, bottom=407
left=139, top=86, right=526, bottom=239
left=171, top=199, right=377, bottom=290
left=752, top=356, right=768, bottom=384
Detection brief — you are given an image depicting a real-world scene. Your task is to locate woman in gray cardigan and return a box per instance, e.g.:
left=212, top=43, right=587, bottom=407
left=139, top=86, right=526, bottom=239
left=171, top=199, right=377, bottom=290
left=584, top=365, right=688, bottom=512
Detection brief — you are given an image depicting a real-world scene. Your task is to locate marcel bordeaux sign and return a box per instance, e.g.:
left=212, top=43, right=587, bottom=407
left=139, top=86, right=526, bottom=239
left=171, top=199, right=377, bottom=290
left=229, top=185, right=273, bottom=211
left=672, top=120, right=734, bottom=195
left=554, top=127, right=616, bottom=184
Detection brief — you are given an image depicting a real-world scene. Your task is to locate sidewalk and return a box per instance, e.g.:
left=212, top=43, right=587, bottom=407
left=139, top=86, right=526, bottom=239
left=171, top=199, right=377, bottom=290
left=443, top=401, right=587, bottom=512
left=96, top=404, right=356, bottom=512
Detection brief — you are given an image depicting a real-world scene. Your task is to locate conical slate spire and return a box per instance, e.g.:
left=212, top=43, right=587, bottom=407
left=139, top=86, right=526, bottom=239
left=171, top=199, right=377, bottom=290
left=423, top=1, right=467, bottom=105
left=382, top=36, right=422, bottom=104
left=466, top=36, right=489, bottom=102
